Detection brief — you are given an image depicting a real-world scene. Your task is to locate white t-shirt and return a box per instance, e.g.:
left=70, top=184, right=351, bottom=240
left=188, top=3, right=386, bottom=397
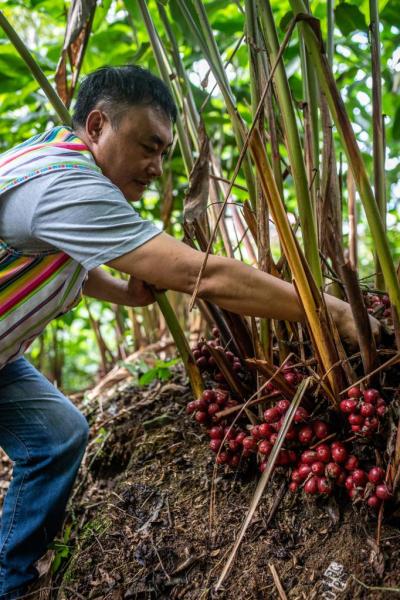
left=0, top=169, right=161, bottom=270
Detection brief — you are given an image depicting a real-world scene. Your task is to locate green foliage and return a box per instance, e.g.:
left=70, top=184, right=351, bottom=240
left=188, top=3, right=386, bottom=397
left=123, top=358, right=180, bottom=385
left=1, top=0, right=399, bottom=389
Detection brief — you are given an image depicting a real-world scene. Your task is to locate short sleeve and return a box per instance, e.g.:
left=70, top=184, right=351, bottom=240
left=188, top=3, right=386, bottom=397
left=32, top=169, right=161, bottom=270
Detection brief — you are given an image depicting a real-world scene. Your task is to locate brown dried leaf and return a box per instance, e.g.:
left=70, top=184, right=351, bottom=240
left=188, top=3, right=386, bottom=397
left=183, top=121, right=210, bottom=224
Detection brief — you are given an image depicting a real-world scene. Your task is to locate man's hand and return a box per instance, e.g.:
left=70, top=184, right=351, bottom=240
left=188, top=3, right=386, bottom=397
left=326, top=296, right=381, bottom=349
left=126, top=276, right=155, bottom=307
left=83, top=268, right=156, bottom=307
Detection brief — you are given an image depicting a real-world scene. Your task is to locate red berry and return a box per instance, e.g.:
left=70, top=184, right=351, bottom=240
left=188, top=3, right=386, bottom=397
left=344, top=455, right=359, bottom=471
left=216, top=452, right=228, bottom=464
left=263, top=407, right=281, bottom=423
left=212, top=327, right=220, bottom=338
left=269, top=433, right=278, bottom=444
left=209, top=439, right=222, bottom=453
left=208, top=403, right=220, bottom=415
left=375, top=484, right=392, bottom=501
left=367, top=495, right=381, bottom=509
left=232, top=362, right=241, bottom=372
left=259, top=461, right=267, bottom=472
left=298, top=464, right=312, bottom=479
left=284, top=372, right=297, bottom=386
left=209, top=426, right=224, bottom=439
left=376, top=405, right=386, bottom=418
left=326, top=462, right=342, bottom=479
left=301, top=450, right=318, bottom=464
left=228, top=440, right=240, bottom=452
left=251, top=425, right=262, bottom=438
left=242, top=436, right=257, bottom=451
left=258, top=440, right=273, bottom=455
left=259, top=423, right=273, bottom=437
left=202, top=390, right=215, bottom=403
left=348, top=413, right=364, bottom=426
left=288, top=450, right=297, bottom=463
left=276, top=399, right=290, bottom=414
left=225, top=351, right=235, bottom=362
left=365, top=417, right=379, bottom=430
left=360, top=403, right=375, bottom=418
left=195, top=411, right=208, bottom=423
left=348, top=386, right=362, bottom=399
left=229, top=454, right=240, bottom=467
left=351, top=425, right=362, bottom=433
left=214, top=372, right=226, bottom=383
left=186, top=401, right=197, bottom=414
left=285, top=427, right=297, bottom=441
left=224, top=426, right=237, bottom=440
left=376, top=397, right=385, bottom=407
left=196, top=397, right=208, bottom=410
left=294, top=407, right=309, bottom=423
left=298, top=426, right=314, bottom=445
left=311, top=461, right=325, bottom=476
left=368, top=467, right=385, bottom=485
left=316, top=444, right=331, bottom=463
left=215, top=390, right=229, bottom=405
left=352, top=469, right=368, bottom=487
left=340, top=399, right=358, bottom=414
left=277, top=450, right=291, bottom=466
left=363, top=388, right=380, bottom=404
left=304, top=476, right=319, bottom=494
left=235, top=432, right=246, bottom=444
left=318, top=477, right=333, bottom=495
left=313, top=420, right=329, bottom=439
left=196, top=356, right=208, bottom=368
left=289, top=482, right=298, bottom=492
left=345, top=475, right=355, bottom=491
left=331, top=443, right=348, bottom=463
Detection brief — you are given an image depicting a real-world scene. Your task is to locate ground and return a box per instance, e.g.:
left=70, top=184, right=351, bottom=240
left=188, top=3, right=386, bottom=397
left=1, top=359, right=399, bottom=599
left=53, top=360, right=400, bottom=600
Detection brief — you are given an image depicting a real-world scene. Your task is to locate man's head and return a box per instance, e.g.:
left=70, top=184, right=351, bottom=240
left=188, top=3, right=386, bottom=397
left=73, top=65, right=176, bottom=201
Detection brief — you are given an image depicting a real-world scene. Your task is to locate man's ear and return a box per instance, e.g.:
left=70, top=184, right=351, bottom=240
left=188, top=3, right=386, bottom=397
left=85, top=110, right=108, bottom=143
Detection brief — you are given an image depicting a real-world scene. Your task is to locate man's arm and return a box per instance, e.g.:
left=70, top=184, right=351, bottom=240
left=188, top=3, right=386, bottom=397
left=83, top=267, right=155, bottom=307
left=107, top=232, right=378, bottom=345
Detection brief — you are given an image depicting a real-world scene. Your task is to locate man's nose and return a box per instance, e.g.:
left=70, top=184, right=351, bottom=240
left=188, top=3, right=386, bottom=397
left=147, top=155, right=163, bottom=178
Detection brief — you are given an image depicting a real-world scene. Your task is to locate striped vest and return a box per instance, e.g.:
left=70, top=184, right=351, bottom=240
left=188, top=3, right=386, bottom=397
left=0, top=127, right=101, bottom=369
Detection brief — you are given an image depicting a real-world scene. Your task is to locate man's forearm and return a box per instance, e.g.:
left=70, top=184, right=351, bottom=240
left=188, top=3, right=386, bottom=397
left=83, top=267, right=128, bottom=304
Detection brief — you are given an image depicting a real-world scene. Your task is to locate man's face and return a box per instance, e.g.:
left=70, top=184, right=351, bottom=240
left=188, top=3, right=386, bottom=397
left=85, top=104, right=174, bottom=201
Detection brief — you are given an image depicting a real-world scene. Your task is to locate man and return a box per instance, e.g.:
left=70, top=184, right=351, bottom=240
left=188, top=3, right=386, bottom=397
left=0, top=65, right=378, bottom=598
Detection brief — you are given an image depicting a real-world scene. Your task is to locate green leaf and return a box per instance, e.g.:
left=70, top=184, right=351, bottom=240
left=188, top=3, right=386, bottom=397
left=392, top=107, right=400, bottom=141
left=334, top=2, right=368, bottom=36
left=280, top=10, right=293, bottom=32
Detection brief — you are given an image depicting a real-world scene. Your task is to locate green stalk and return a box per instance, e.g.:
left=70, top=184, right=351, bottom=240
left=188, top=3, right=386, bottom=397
left=369, top=0, right=387, bottom=290
left=154, top=291, right=204, bottom=398
left=245, top=0, right=272, bottom=359
left=2, top=8, right=204, bottom=396
left=258, top=0, right=322, bottom=287
left=327, top=0, right=334, bottom=67
left=176, top=0, right=258, bottom=209
left=289, top=0, right=400, bottom=322
left=0, top=11, right=71, bottom=125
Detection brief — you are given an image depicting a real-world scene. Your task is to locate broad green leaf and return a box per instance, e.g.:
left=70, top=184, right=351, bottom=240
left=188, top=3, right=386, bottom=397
left=334, top=2, right=368, bottom=36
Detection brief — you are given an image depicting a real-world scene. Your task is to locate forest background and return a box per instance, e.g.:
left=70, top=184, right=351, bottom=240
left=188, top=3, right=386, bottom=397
left=0, top=0, right=399, bottom=393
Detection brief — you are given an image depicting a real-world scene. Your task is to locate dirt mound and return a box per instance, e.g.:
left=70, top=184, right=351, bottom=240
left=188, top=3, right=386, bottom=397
left=52, top=365, right=400, bottom=600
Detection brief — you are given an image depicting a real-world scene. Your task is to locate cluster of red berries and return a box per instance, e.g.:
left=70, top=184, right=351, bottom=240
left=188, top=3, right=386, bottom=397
left=265, top=364, right=305, bottom=394
left=345, top=465, right=392, bottom=509
left=186, top=388, right=237, bottom=426
left=192, top=328, right=243, bottom=384
left=290, top=441, right=392, bottom=509
left=340, top=386, right=386, bottom=436
left=366, top=292, right=391, bottom=319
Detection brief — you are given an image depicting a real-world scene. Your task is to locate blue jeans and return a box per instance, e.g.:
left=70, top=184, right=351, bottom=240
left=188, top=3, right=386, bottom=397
left=0, top=357, right=89, bottom=599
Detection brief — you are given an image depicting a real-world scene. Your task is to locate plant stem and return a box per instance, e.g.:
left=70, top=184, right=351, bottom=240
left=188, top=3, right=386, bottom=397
left=289, top=0, right=400, bottom=323
left=369, top=0, right=387, bottom=290
left=258, top=0, right=323, bottom=287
